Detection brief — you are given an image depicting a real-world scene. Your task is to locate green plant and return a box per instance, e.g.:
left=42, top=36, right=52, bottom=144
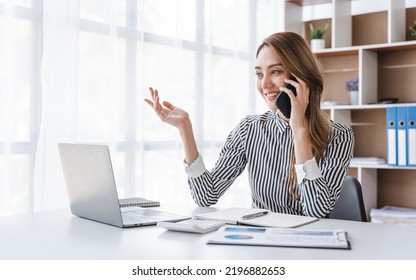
left=410, top=20, right=416, bottom=37
left=309, top=23, right=329, bottom=39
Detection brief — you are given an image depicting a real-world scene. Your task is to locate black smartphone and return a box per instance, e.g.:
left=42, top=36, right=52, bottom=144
left=275, top=75, right=298, bottom=118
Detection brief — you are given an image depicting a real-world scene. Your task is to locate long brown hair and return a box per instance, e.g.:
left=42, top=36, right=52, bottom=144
left=256, top=32, right=331, bottom=200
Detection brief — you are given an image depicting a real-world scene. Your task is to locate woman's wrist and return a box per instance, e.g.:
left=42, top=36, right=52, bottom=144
left=178, top=118, right=199, bottom=164
left=292, top=126, right=314, bottom=164
left=292, top=125, right=308, bottom=139
left=178, top=117, right=193, bottom=136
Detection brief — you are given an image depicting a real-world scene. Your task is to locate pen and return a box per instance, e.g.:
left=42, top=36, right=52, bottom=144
left=241, top=211, right=269, bottom=220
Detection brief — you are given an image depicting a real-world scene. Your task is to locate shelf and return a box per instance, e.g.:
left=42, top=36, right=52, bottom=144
left=350, top=164, right=416, bottom=170
left=364, top=40, right=416, bottom=52
left=349, top=122, right=383, bottom=126
left=286, top=0, right=332, bottom=6
left=313, top=40, right=416, bottom=55
left=315, top=47, right=359, bottom=57
left=322, top=103, right=416, bottom=110
left=322, top=67, right=358, bottom=74
left=282, top=0, right=416, bottom=211
left=381, top=63, right=416, bottom=70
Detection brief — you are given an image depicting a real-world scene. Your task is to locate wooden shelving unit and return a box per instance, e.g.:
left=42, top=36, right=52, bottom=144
left=283, top=0, right=416, bottom=214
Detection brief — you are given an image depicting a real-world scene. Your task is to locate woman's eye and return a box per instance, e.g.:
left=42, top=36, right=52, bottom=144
left=255, top=72, right=263, bottom=78
left=271, top=69, right=281, bottom=75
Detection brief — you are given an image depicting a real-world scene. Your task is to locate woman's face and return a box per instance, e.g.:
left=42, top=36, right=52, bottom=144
left=255, top=45, right=291, bottom=112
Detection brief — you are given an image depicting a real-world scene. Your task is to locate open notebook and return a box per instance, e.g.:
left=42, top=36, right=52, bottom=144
left=194, top=207, right=318, bottom=228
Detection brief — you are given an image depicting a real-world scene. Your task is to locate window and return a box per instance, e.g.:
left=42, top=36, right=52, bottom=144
left=0, top=0, right=261, bottom=216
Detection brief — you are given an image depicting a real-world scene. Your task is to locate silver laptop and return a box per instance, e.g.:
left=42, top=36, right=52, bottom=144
left=58, top=143, right=189, bottom=228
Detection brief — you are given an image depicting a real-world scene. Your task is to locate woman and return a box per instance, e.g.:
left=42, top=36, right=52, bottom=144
left=144, top=32, right=354, bottom=218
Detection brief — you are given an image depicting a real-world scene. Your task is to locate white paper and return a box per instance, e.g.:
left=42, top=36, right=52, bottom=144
left=207, top=225, right=350, bottom=249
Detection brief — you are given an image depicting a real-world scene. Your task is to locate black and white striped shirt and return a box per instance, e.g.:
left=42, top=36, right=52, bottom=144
left=185, top=110, right=354, bottom=218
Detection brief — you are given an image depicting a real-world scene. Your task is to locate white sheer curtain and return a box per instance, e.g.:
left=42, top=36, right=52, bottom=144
left=0, top=0, right=43, bottom=215
left=34, top=0, right=80, bottom=211
left=1, top=0, right=265, bottom=216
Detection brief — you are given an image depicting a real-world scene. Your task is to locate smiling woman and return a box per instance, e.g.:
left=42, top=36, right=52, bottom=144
left=145, top=32, right=354, bottom=218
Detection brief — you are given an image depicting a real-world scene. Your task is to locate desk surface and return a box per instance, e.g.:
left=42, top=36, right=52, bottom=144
left=1, top=207, right=415, bottom=260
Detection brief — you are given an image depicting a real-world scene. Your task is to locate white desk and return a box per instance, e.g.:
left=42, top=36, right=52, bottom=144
left=1, top=207, right=415, bottom=260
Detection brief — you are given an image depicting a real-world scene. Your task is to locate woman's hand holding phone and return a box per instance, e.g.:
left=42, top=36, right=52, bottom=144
left=275, top=75, right=310, bottom=130
left=275, top=76, right=298, bottom=119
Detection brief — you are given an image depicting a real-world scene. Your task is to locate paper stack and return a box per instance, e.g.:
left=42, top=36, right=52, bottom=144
left=350, top=156, right=386, bottom=165
left=370, top=206, right=416, bottom=227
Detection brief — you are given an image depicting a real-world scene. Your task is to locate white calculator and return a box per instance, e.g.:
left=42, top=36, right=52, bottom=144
left=157, top=219, right=224, bottom=234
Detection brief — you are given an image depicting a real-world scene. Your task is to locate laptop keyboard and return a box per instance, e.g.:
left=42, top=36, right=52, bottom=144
left=122, top=209, right=184, bottom=224
left=122, top=210, right=159, bottom=223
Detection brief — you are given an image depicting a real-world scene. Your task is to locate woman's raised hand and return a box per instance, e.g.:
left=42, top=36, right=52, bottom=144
left=144, top=87, right=190, bottom=130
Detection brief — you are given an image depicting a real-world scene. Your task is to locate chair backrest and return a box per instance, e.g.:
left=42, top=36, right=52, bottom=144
left=329, top=176, right=367, bottom=222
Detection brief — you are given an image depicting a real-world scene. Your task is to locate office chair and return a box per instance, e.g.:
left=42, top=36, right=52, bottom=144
left=329, top=176, right=367, bottom=222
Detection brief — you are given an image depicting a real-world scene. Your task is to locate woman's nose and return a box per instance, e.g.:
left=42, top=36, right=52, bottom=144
left=261, top=74, right=273, bottom=89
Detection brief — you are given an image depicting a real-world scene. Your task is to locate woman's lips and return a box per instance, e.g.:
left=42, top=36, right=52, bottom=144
left=265, top=91, right=279, bottom=100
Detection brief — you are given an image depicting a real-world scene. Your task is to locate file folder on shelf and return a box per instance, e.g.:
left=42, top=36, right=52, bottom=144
left=386, top=107, right=397, bottom=165
left=397, top=107, right=408, bottom=166
left=407, top=106, right=416, bottom=166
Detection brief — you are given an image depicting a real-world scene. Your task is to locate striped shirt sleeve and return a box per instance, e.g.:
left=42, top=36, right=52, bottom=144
left=185, top=117, right=249, bottom=207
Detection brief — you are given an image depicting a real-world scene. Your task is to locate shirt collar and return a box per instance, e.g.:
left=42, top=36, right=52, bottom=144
left=274, top=111, right=290, bottom=133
